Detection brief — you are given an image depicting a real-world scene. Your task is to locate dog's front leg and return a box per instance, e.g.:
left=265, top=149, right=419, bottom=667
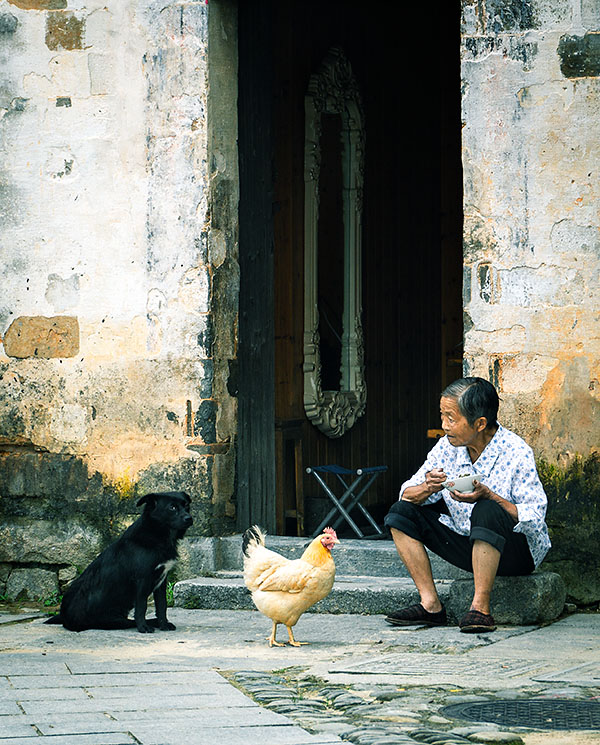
left=134, top=587, right=154, bottom=633
left=153, top=580, right=176, bottom=631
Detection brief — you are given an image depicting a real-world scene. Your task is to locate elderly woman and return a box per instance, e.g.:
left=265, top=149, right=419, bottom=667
left=384, top=377, right=550, bottom=633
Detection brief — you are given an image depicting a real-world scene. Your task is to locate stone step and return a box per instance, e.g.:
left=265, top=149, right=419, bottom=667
left=174, top=574, right=435, bottom=616
left=173, top=570, right=567, bottom=625
left=178, top=534, right=471, bottom=580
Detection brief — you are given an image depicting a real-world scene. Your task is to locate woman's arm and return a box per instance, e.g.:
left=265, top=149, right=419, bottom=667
left=450, top=481, right=518, bottom=522
left=402, top=467, right=448, bottom=505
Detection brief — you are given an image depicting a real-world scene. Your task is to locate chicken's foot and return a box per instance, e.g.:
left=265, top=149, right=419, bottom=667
left=268, top=621, right=286, bottom=647
left=286, top=625, right=308, bottom=647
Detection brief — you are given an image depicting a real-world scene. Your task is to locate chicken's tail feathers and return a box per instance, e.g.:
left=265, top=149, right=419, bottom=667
left=242, top=525, right=266, bottom=556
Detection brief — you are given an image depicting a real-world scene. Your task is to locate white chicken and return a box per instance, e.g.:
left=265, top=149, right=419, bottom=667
left=242, top=525, right=339, bottom=647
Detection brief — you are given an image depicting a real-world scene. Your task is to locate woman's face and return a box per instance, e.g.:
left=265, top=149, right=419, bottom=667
left=440, top=396, right=480, bottom=448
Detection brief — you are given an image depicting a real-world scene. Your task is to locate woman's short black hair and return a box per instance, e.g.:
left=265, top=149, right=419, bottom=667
left=441, top=377, right=499, bottom=428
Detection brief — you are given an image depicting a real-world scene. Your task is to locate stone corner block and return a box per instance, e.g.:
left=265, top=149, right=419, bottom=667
left=447, top=571, right=567, bottom=625
left=176, top=536, right=219, bottom=579
left=6, top=567, right=58, bottom=602
left=0, top=520, right=102, bottom=565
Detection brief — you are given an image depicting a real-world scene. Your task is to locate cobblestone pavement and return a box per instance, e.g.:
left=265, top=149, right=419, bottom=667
left=1, top=608, right=599, bottom=745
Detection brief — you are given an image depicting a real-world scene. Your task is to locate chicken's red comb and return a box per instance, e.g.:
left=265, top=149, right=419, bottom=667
left=323, top=527, right=337, bottom=537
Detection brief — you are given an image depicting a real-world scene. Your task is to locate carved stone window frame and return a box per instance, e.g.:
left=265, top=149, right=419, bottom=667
left=303, top=47, right=366, bottom=439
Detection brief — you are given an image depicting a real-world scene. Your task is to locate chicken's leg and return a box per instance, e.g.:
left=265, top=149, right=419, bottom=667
left=286, top=625, right=308, bottom=647
left=268, top=620, right=285, bottom=647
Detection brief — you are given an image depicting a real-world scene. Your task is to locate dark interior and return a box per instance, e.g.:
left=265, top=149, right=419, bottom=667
left=237, top=0, right=463, bottom=536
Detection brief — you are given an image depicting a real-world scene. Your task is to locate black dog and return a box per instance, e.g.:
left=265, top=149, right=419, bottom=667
left=46, top=491, right=192, bottom=633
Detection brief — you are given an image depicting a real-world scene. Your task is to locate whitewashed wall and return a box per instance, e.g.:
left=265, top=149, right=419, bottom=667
left=0, top=0, right=238, bottom=555
left=461, top=0, right=600, bottom=460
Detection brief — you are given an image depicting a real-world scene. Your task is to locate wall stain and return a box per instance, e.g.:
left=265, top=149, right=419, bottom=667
left=538, top=453, right=600, bottom=604
left=0, top=12, right=18, bottom=33
left=7, top=0, right=65, bottom=8
left=463, top=35, right=538, bottom=69
left=558, top=34, right=600, bottom=79
left=45, top=11, right=85, bottom=51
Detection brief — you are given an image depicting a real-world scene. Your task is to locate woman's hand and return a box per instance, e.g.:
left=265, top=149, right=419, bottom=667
left=448, top=479, right=489, bottom=503
left=402, top=468, right=447, bottom=504
left=450, top=481, right=519, bottom=523
left=425, top=468, right=447, bottom=495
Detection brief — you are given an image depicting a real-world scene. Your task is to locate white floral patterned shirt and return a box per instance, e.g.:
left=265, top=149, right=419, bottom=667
left=399, top=424, right=551, bottom=567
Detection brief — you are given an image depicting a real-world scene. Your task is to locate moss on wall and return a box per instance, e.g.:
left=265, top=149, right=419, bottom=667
left=0, top=446, right=225, bottom=599
left=538, top=453, right=600, bottom=605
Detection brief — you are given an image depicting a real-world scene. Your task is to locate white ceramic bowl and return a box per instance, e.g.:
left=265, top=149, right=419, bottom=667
left=442, top=473, right=484, bottom=493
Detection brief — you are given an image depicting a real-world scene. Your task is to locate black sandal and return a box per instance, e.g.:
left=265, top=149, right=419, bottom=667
left=385, top=603, right=447, bottom=627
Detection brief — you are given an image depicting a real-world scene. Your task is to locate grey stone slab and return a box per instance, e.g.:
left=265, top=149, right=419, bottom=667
left=110, top=707, right=271, bottom=723
left=176, top=571, right=565, bottom=624
left=8, top=671, right=220, bottom=689
left=21, top=692, right=251, bottom=716
left=61, top=658, right=206, bottom=674
left=4, top=708, right=276, bottom=737
left=321, top=576, right=450, bottom=615
left=33, top=715, right=135, bottom=737
left=0, top=700, right=22, bottom=715
left=0, top=720, right=38, bottom=738
left=0, top=687, right=89, bottom=702
left=0, top=735, right=136, bottom=745
left=0, top=655, right=70, bottom=676
left=471, top=612, right=600, bottom=665
left=115, top=705, right=289, bottom=727
left=127, top=722, right=342, bottom=745
left=531, top=660, right=600, bottom=685
left=84, top=684, right=250, bottom=702
left=329, top=652, right=552, bottom=680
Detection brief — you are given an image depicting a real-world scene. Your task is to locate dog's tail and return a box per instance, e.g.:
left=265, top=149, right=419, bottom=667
left=242, top=525, right=266, bottom=557
left=44, top=614, right=63, bottom=625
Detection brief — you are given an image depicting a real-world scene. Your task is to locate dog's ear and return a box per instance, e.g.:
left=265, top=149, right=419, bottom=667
left=137, top=493, right=157, bottom=508
left=181, top=491, right=191, bottom=507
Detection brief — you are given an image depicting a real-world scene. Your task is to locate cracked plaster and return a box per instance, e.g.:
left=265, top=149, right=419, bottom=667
left=462, top=4, right=600, bottom=460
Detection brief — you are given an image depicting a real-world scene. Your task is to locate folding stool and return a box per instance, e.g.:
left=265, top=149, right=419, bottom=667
left=306, top=464, right=388, bottom=538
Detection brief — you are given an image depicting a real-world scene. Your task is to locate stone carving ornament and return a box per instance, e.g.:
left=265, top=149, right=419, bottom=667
left=303, top=47, right=366, bottom=438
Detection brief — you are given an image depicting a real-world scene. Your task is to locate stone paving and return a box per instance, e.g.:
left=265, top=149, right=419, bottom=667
left=1, top=608, right=599, bottom=744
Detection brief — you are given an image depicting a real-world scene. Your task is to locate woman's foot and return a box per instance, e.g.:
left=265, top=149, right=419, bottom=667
left=385, top=603, right=447, bottom=627
left=459, top=608, right=496, bottom=633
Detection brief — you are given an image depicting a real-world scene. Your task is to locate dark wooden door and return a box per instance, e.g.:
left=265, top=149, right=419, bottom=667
left=236, top=1, right=276, bottom=533
left=238, top=1, right=463, bottom=536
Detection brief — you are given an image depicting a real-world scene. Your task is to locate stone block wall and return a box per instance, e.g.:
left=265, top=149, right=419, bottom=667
left=461, top=0, right=600, bottom=602
left=0, top=0, right=239, bottom=600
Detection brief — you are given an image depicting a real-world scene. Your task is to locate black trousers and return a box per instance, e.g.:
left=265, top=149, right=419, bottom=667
left=384, top=499, right=535, bottom=576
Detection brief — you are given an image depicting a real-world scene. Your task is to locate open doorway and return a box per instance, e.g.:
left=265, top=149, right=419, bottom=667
left=237, top=0, right=463, bottom=536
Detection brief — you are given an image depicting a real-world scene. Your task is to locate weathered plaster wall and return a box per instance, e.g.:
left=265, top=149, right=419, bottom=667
left=461, top=0, right=600, bottom=602
left=462, top=0, right=600, bottom=459
left=0, top=0, right=239, bottom=599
